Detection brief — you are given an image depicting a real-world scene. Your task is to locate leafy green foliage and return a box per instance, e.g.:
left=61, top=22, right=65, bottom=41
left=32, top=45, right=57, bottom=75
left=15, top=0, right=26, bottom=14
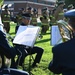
left=65, top=0, right=75, bottom=7
left=58, top=0, right=75, bottom=8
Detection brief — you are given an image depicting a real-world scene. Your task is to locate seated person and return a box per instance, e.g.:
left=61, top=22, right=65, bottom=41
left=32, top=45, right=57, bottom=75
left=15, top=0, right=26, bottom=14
left=0, top=16, right=29, bottom=75
left=48, top=9, right=75, bottom=75
left=0, top=68, right=29, bottom=75
left=14, top=12, right=44, bottom=67
left=0, top=29, right=16, bottom=68
left=0, top=32, right=29, bottom=75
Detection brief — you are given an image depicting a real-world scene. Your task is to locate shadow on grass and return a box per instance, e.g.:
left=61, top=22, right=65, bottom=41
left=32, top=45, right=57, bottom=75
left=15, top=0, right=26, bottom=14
left=10, top=32, right=15, bottom=35
left=36, top=38, right=50, bottom=44
left=42, top=32, right=50, bottom=35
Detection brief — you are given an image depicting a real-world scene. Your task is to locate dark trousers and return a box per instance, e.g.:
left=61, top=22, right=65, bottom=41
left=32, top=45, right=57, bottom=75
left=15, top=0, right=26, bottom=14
left=26, top=46, right=44, bottom=66
left=3, top=22, right=10, bottom=33
left=0, top=68, right=29, bottom=75
left=15, top=45, right=44, bottom=66
left=41, top=25, right=49, bottom=34
left=14, top=45, right=28, bottom=66
left=0, top=47, right=16, bottom=68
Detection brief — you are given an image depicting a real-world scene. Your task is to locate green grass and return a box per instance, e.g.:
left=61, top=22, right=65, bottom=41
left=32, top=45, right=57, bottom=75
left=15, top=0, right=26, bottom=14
left=9, top=22, right=59, bottom=75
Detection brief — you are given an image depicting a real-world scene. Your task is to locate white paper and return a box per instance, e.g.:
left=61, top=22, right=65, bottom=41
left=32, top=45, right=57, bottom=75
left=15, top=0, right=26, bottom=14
left=51, top=25, right=63, bottom=46
left=0, top=15, right=4, bottom=32
left=13, top=25, right=40, bottom=47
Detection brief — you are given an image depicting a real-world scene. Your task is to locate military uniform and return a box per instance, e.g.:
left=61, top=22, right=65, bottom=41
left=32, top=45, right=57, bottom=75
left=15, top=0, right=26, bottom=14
left=48, top=9, right=75, bottom=75
left=1, top=5, right=10, bottom=33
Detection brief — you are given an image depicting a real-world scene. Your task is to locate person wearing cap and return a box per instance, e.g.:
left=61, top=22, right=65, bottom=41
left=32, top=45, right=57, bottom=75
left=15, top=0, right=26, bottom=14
left=48, top=9, right=75, bottom=75
left=15, top=12, right=44, bottom=68
left=1, top=5, right=10, bottom=33
left=40, top=7, right=50, bottom=34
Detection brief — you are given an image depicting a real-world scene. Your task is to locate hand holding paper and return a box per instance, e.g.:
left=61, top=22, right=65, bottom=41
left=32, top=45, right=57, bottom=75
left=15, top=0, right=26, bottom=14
left=13, top=25, right=40, bottom=47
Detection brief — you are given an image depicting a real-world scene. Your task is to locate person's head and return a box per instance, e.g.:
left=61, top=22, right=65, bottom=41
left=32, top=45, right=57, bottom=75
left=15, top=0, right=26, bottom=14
left=67, top=4, right=74, bottom=10
left=42, top=7, right=49, bottom=16
left=4, top=5, right=8, bottom=11
left=26, top=6, right=33, bottom=14
left=64, top=9, right=75, bottom=31
left=22, top=12, right=32, bottom=25
left=19, top=8, right=25, bottom=13
left=57, top=1, right=65, bottom=8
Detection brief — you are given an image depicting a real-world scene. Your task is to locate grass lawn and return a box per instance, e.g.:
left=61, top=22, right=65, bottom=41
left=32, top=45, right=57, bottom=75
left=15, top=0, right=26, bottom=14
left=9, top=22, right=59, bottom=75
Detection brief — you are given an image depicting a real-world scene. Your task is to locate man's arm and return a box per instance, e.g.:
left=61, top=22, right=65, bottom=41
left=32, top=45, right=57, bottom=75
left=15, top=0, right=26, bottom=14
left=0, top=30, right=16, bottom=58
left=48, top=47, right=62, bottom=74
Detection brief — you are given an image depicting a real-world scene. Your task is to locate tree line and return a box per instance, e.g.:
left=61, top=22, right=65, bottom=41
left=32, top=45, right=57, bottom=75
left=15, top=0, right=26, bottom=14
left=58, top=0, right=75, bottom=8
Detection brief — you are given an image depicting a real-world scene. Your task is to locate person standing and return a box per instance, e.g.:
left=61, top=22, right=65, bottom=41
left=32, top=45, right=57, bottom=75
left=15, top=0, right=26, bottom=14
left=31, top=8, right=38, bottom=26
left=48, top=9, right=75, bottom=75
left=1, top=5, right=10, bottom=33
left=40, top=7, right=50, bottom=34
left=16, top=8, right=25, bottom=25
left=15, top=8, right=25, bottom=33
left=26, top=6, right=33, bottom=15
left=53, top=1, right=65, bottom=22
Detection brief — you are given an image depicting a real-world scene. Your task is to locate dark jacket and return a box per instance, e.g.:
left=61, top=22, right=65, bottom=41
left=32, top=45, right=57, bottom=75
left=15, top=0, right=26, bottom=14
left=0, top=30, right=16, bottom=59
left=48, top=38, right=75, bottom=75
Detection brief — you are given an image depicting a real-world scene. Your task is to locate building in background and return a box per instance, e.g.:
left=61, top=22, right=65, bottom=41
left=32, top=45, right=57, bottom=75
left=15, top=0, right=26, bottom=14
left=3, top=0, right=56, bottom=16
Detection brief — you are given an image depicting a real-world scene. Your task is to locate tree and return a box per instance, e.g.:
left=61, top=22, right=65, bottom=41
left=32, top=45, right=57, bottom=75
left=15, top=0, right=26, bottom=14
left=58, top=0, right=75, bottom=8
left=0, top=0, right=4, bottom=7
left=65, top=0, right=75, bottom=8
